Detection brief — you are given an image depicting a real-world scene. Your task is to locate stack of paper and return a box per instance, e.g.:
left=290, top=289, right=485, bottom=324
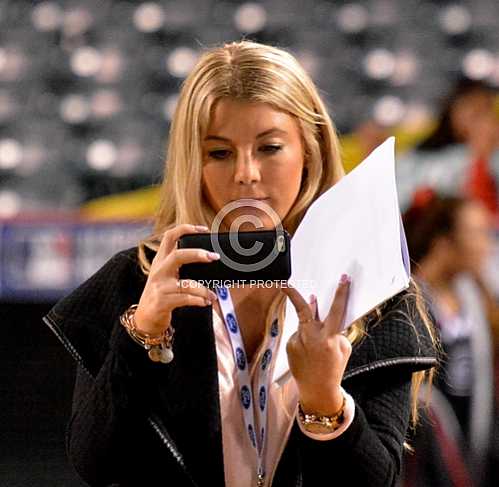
left=273, top=137, right=411, bottom=382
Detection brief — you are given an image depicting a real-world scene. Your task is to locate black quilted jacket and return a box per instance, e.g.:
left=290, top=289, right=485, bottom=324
left=43, top=248, right=438, bottom=487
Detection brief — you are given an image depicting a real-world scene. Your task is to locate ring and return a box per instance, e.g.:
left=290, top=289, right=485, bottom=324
left=176, top=279, right=182, bottom=292
left=299, top=319, right=314, bottom=325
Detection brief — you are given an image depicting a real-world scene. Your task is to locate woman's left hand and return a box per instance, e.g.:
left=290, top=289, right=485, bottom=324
left=280, top=275, right=352, bottom=415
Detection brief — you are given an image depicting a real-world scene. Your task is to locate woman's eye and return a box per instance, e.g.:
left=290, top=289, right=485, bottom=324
left=260, top=144, right=282, bottom=154
left=208, top=149, right=232, bottom=160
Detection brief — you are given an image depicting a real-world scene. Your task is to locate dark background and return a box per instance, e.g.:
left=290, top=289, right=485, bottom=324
left=0, top=301, right=86, bottom=486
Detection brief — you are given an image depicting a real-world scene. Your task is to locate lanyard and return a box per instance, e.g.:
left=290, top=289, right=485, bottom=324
left=215, top=285, right=280, bottom=487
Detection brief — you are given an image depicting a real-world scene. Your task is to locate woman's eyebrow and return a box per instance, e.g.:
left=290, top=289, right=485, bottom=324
left=256, top=128, right=287, bottom=138
left=204, top=128, right=287, bottom=142
left=204, top=135, right=231, bottom=142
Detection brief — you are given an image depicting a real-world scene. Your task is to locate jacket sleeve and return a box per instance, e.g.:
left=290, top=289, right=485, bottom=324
left=43, top=249, right=175, bottom=486
left=276, top=289, right=437, bottom=486
left=294, top=368, right=413, bottom=486
left=66, top=319, right=168, bottom=486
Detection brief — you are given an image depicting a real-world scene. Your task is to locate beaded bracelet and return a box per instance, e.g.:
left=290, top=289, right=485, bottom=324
left=119, top=304, right=175, bottom=364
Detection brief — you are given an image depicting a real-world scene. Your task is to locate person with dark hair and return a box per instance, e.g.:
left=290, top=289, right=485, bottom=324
left=402, top=191, right=499, bottom=487
left=396, top=78, right=499, bottom=216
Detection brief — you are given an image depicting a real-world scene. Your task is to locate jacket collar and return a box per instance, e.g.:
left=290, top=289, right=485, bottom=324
left=155, top=304, right=225, bottom=487
left=344, top=295, right=438, bottom=381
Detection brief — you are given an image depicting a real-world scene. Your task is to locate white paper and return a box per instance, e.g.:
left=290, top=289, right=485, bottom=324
left=273, top=137, right=410, bottom=383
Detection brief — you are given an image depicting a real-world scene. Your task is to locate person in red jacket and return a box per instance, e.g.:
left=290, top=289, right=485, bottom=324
left=396, top=78, right=499, bottom=220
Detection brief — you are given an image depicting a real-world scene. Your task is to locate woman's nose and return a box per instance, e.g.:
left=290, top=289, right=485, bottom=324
left=234, top=151, right=261, bottom=184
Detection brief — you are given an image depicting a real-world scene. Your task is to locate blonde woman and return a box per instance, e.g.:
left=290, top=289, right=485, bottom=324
left=43, top=41, right=438, bottom=487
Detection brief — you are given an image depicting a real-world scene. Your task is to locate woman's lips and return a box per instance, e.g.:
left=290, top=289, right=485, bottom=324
left=230, top=197, right=269, bottom=203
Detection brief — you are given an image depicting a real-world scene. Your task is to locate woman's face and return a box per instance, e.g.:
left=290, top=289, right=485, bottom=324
left=450, top=201, right=493, bottom=273
left=201, top=99, right=305, bottom=231
left=450, top=89, right=496, bottom=141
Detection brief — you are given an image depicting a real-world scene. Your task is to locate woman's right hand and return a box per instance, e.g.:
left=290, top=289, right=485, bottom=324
left=134, top=224, right=220, bottom=336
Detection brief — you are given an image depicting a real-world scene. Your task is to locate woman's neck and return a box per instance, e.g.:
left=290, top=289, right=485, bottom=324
left=416, top=257, right=458, bottom=292
left=230, top=284, right=280, bottom=310
left=416, top=260, right=461, bottom=315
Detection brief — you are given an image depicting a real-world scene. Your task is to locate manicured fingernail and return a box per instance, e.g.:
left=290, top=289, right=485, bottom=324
left=340, top=274, right=350, bottom=284
left=205, top=297, right=212, bottom=305
left=207, top=251, right=220, bottom=260
left=309, top=294, right=316, bottom=303
left=195, top=225, right=209, bottom=232
left=210, top=291, right=218, bottom=301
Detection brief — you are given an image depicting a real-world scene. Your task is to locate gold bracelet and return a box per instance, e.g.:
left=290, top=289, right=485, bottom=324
left=119, top=304, right=175, bottom=364
left=297, top=392, right=346, bottom=433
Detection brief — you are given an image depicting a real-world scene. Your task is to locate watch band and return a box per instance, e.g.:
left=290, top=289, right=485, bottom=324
left=297, top=390, right=346, bottom=432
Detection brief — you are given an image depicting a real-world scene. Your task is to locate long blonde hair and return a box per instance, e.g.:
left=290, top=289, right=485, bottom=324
left=138, top=40, right=436, bottom=425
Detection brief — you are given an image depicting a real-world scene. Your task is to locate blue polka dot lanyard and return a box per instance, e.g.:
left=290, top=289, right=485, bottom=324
left=215, top=285, right=279, bottom=487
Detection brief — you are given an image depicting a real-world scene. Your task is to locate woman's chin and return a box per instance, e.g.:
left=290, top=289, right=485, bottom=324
left=220, top=218, right=278, bottom=233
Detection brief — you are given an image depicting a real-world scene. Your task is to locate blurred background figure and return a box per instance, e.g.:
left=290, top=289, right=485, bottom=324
left=401, top=190, right=499, bottom=487
left=397, top=79, right=499, bottom=217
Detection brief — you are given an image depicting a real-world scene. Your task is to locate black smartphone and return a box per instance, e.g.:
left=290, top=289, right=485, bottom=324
left=177, top=229, right=291, bottom=287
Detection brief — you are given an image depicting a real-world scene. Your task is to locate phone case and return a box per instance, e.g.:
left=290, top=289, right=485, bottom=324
left=177, top=229, right=291, bottom=287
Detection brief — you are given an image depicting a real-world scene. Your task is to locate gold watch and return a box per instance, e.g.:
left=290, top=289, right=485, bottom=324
left=297, top=392, right=346, bottom=433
